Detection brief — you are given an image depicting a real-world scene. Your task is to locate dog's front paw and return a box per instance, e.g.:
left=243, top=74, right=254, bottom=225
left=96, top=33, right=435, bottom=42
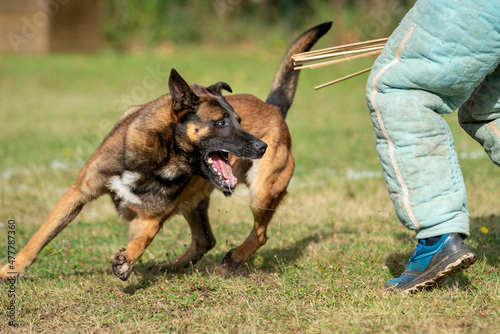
left=221, top=250, right=243, bottom=270
left=0, top=264, right=23, bottom=283
left=112, top=250, right=132, bottom=281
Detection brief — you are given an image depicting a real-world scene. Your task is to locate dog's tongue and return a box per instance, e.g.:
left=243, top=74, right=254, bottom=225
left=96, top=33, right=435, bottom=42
left=210, top=153, right=237, bottom=187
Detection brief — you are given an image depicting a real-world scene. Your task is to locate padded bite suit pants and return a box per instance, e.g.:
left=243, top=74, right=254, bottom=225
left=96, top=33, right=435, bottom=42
left=365, top=0, right=500, bottom=239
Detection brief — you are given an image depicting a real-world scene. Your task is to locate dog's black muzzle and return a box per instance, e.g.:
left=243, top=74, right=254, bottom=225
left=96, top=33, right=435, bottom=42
left=240, top=138, right=267, bottom=159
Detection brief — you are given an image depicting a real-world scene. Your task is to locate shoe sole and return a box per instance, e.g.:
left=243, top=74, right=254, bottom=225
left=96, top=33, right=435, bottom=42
left=398, top=252, right=477, bottom=293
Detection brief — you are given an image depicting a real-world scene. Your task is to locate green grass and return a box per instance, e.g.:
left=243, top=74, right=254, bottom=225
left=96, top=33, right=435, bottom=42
left=0, top=46, right=499, bottom=333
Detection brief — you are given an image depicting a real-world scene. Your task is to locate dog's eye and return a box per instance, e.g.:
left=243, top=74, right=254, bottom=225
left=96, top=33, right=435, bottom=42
left=214, top=119, right=226, bottom=127
left=214, top=113, right=229, bottom=128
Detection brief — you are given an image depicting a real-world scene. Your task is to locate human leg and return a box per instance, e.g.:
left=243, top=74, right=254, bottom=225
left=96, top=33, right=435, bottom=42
left=459, top=65, right=500, bottom=166
left=366, top=0, right=500, bottom=291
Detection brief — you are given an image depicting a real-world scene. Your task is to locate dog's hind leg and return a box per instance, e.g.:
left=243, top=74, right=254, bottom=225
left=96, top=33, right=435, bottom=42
left=222, top=152, right=295, bottom=268
left=0, top=184, right=92, bottom=280
left=112, top=214, right=164, bottom=281
left=156, top=197, right=216, bottom=272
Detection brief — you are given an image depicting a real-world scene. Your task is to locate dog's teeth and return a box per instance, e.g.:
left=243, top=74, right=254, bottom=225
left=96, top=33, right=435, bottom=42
left=207, top=157, right=213, bottom=164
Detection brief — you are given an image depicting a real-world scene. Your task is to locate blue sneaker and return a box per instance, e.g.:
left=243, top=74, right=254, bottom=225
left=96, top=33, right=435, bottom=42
left=386, top=233, right=476, bottom=293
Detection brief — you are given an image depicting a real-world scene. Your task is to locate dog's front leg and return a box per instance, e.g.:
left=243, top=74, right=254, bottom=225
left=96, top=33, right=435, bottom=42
left=156, top=197, right=216, bottom=272
left=223, top=154, right=294, bottom=268
left=112, top=215, right=162, bottom=281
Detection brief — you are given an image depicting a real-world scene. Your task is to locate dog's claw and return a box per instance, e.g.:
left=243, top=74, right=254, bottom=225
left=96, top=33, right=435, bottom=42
left=112, top=253, right=132, bottom=281
left=115, top=255, right=126, bottom=263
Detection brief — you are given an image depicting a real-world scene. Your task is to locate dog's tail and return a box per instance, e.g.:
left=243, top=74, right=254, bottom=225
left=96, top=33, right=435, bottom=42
left=266, top=22, right=332, bottom=118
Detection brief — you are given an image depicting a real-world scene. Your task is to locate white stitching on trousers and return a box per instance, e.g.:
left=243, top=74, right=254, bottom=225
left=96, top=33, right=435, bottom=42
left=370, top=24, right=422, bottom=230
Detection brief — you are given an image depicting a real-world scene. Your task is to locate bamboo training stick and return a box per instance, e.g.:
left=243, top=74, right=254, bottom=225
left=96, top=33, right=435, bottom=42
left=314, top=67, right=373, bottom=90
left=293, top=43, right=385, bottom=63
left=292, top=37, right=388, bottom=65
left=294, top=49, right=382, bottom=70
left=292, top=37, right=388, bottom=89
left=293, top=45, right=384, bottom=65
left=293, top=37, right=388, bottom=58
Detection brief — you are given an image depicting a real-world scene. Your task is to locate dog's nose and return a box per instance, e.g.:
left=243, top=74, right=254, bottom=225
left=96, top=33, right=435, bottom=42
left=253, top=140, right=268, bottom=155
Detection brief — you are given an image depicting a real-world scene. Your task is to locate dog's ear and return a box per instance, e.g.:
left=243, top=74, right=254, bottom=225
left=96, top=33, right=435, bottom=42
left=169, top=69, right=198, bottom=113
left=207, top=82, right=232, bottom=96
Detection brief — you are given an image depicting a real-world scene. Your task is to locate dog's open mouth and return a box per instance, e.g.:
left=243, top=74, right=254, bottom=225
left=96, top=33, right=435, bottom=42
left=205, top=151, right=237, bottom=190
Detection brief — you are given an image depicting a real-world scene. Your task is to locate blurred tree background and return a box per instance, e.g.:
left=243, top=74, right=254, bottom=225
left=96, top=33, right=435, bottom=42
left=102, top=0, right=416, bottom=50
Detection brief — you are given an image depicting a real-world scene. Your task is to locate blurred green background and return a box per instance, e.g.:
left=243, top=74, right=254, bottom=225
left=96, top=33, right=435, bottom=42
left=102, top=0, right=415, bottom=49
left=2, top=2, right=500, bottom=332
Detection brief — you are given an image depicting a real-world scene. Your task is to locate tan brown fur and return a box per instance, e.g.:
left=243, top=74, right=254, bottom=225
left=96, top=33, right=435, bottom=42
left=0, top=22, right=331, bottom=281
left=156, top=22, right=332, bottom=270
left=0, top=68, right=269, bottom=281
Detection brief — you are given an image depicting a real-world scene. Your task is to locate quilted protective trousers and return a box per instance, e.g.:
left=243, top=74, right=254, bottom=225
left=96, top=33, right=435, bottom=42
left=366, top=0, right=500, bottom=239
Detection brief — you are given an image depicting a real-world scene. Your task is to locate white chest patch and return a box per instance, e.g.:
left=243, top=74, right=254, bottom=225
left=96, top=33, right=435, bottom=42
left=246, top=160, right=260, bottom=189
left=108, top=171, right=143, bottom=206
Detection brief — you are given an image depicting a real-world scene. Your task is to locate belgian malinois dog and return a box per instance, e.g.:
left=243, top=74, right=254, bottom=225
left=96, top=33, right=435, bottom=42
left=1, top=22, right=331, bottom=281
